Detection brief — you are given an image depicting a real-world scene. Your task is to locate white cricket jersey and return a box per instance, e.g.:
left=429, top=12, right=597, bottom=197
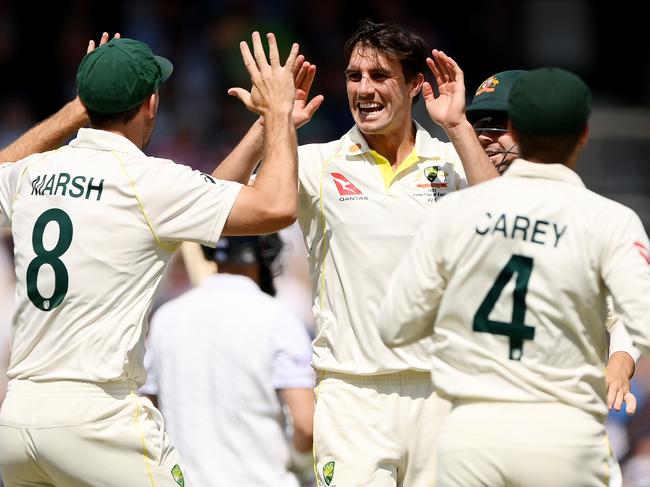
left=298, top=122, right=467, bottom=375
left=379, top=159, right=650, bottom=418
left=143, top=274, right=314, bottom=487
left=0, top=128, right=242, bottom=385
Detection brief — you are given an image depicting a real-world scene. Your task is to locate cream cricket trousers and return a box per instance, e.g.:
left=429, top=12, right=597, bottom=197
left=313, top=371, right=451, bottom=487
left=435, top=401, right=617, bottom=487
left=0, top=380, right=184, bottom=487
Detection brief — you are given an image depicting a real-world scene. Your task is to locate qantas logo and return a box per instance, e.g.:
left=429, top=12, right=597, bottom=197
left=634, top=241, right=650, bottom=265
left=331, top=172, right=362, bottom=195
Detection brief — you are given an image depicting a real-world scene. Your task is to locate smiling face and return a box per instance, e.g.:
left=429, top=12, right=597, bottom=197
left=472, top=115, right=519, bottom=174
left=345, top=44, right=422, bottom=138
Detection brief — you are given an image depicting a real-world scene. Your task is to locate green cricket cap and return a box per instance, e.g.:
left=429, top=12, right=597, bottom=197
left=76, top=38, right=173, bottom=114
left=508, top=67, right=591, bottom=136
left=466, top=70, right=527, bottom=123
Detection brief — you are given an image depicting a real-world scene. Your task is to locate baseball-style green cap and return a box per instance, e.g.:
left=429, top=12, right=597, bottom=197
left=76, top=38, right=173, bottom=114
left=466, top=70, right=527, bottom=123
left=508, top=67, right=591, bottom=136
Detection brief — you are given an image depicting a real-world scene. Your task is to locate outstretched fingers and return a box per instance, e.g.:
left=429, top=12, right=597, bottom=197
left=293, top=55, right=307, bottom=82
left=283, top=42, right=300, bottom=71
left=87, top=32, right=121, bottom=54
left=266, top=32, right=280, bottom=66
left=239, top=38, right=260, bottom=81
left=250, top=31, right=270, bottom=73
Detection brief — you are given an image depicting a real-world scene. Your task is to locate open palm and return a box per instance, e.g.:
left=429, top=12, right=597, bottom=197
left=423, top=49, right=467, bottom=129
left=291, top=55, right=324, bottom=128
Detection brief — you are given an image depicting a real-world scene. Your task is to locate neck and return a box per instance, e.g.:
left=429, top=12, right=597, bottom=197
left=110, top=125, right=144, bottom=149
left=362, top=120, right=416, bottom=169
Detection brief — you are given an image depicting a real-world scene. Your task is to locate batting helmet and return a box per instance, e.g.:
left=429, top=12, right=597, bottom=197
left=201, top=234, right=284, bottom=296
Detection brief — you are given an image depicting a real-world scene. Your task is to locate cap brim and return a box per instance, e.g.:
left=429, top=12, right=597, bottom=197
left=155, top=55, right=174, bottom=86
left=466, top=99, right=509, bottom=123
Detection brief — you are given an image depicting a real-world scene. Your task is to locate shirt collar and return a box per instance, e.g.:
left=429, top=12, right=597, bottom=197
left=503, top=158, right=585, bottom=187
left=340, top=120, right=443, bottom=159
left=69, top=128, right=146, bottom=157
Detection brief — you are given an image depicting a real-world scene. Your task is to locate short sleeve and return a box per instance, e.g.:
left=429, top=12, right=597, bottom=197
left=139, top=160, right=243, bottom=246
left=270, top=305, right=315, bottom=390
left=0, top=162, right=21, bottom=227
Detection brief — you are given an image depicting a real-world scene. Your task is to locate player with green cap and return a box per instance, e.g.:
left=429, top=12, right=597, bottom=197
left=379, top=65, right=650, bottom=486
left=0, top=31, right=301, bottom=485
left=466, top=70, right=526, bottom=174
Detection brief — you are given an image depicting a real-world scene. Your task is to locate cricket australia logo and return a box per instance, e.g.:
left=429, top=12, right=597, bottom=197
left=171, top=464, right=185, bottom=486
left=475, top=75, right=499, bottom=96
left=424, top=166, right=438, bottom=182
left=322, top=461, right=335, bottom=486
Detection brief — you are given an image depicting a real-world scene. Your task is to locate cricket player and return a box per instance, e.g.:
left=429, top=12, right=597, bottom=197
left=467, top=69, right=640, bottom=414
left=379, top=67, right=650, bottom=486
left=0, top=32, right=300, bottom=486
left=142, top=235, right=315, bottom=486
left=212, top=20, right=498, bottom=486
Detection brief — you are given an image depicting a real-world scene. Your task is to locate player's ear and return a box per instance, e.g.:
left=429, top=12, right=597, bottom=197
left=145, top=93, right=158, bottom=120
left=410, top=72, right=425, bottom=99
left=578, top=124, right=589, bottom=146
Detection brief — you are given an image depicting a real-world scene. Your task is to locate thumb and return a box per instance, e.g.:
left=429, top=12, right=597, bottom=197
left=228, top=87, right=247, bottom=99
left=422, top=81, right=434, bottom=100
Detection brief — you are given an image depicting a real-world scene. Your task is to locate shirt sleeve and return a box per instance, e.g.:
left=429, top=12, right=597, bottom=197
left=139, top=159, right=243, bottom=246
left=140, top=335, right=159, bottom=396
left=270, top=304, right=315, bottom=390
left=601, top=207, right=650, bottom=355
left=0, top=161, right=21, bottom=227
left=606, top=295, right=641, bottom=361
left=378, top=206, right=447, bottom=347
left=297, top=144, right=321, bottom=255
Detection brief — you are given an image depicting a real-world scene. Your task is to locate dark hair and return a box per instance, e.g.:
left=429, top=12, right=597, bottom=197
left=87, top=103, right=143, bottom=129
left=201, top=234, right=284, bottom=296
left=343, top=19, right=428, bottom=102
left=516, top=132, right=583, bottom=163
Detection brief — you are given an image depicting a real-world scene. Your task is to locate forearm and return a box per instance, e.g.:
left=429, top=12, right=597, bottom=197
left=254, top=110, right=298, bottom=216
left=212, top=118, right=265, bottom=183
left=444, top=120, right=499, bottom=185
left=0, top=98, right=88, bottom=162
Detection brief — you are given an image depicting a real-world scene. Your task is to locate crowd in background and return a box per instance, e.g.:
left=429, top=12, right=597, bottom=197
left=1, top=0, right=649, bottom=485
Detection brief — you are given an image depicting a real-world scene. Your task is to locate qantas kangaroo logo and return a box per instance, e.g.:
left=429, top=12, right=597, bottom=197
left=331, top=172, right=363, bottom=196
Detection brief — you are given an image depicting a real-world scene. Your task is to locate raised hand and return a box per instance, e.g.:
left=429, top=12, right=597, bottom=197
left=292, top=55, right=324, bottom=128
left=423, top=49, right=467, bottom=130
left=228, top=32, right=299, bottom=117
left=87, top=32, right=121, bottom=54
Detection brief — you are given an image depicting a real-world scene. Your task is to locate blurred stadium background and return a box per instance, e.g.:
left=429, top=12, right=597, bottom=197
left=1, top=0, right=649, bottom=485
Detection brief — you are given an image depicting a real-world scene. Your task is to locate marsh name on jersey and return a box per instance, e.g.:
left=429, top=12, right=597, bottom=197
left=30, top=173, right=105, bottom=201
left=475, top=212, right=567, bottom=248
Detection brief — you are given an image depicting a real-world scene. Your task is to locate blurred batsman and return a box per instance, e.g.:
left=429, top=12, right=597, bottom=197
left=379, top=68, right=650, bottom=486
left=142, top=236, right=315, bottom=486
left=0, top=31, right=300, bottom=486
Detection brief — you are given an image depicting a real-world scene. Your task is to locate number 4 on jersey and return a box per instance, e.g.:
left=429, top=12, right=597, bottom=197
left=473, top=255, right=535, bottom=360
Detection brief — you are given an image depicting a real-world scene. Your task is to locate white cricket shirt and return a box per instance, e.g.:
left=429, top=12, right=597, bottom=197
left=143, top=273, right=314, bottom=487
left=298, top=122, right=467, bottom=375
left=0, top=128, right=242, bottom=385
left=379, top=159, right=650, bottom=418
